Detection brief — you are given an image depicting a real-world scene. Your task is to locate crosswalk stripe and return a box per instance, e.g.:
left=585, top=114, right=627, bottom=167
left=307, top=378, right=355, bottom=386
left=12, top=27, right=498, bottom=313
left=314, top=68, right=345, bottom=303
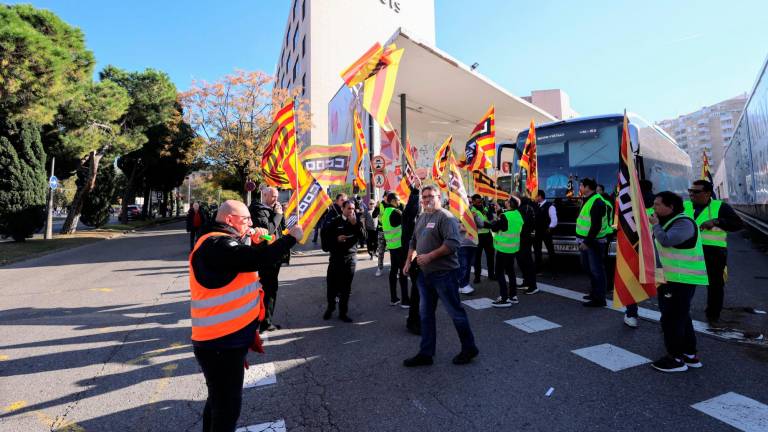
left=692, top=392, right=768, bottom=431
left=504, top=315, right=561, bottom=333
left=572, top=343, right=651, bottom=372
left=236, top=419, right=287, bottom=432
left=243, top=362, right=277, bottom=389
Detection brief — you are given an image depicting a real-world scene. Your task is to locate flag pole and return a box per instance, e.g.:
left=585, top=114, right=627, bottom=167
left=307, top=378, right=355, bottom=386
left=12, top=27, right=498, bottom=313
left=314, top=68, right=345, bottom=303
left=293, top=98, right=301, bottom=223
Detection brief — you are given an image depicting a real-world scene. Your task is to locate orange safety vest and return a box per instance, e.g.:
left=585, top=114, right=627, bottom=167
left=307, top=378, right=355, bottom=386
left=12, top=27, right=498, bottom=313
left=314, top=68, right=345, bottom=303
left=189, top=232, right=265, bottom=341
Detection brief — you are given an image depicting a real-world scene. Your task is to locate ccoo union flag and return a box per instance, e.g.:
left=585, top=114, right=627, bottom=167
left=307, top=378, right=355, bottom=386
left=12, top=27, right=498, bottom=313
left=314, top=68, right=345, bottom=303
left=284, top=176, right=332, bottom=244
left=613, top=112, right=661, bottom=308
left=300, top=143, right=352, bottom=187
left=448, top=153, right=478, bottom=243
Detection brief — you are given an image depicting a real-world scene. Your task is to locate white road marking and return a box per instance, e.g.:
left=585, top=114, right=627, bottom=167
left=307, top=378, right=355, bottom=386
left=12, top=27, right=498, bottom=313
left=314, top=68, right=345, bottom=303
left=572, top=343, right=651, bottom=372
left=243, top=362, right=277, bottom=389
left=235, top=419, right=287, bottom=432
left=462, top=298, right=495, bottom=310
left=343, top=339, right=361, bottom=345
left=504, top=316, right=562, bottom=333
left=545, top=387, right=555, bottom=397
left=692, top=392, right=768, bottom=432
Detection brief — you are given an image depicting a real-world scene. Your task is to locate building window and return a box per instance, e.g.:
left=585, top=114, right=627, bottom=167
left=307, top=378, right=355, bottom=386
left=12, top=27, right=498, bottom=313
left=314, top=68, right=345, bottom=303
left=301, top=73, right=306, bottom=95
left=285, top=54, right=289, bottom=73
left=293, top=26, right=298, bottom=51
left=286, top=26, right=290, bottom=48
left=302, top=0, right=306, bottom=19
left=302, top=35, right=306, bottom=57
left=292, top=58, right=298, bottom=82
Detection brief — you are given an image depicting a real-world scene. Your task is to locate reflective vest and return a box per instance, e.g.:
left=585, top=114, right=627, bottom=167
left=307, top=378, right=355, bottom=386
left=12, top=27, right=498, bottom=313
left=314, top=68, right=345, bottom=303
left=382, top=207, right=402, bottom=250
left=655, top=214, right=709, bottom=286
left=472, top=207, right=491, bottom=235
left=189, top=232, right=265, bottom=342
left=575, top=194, right=613, bottom=239
left=493, top=210, right=523, bottom=253
left=683, top=200, right=727, bottom=248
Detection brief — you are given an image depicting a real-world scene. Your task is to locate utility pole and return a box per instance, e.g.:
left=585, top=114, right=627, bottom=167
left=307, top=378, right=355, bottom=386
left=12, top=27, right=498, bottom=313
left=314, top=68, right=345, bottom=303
left=44, top=157, right=55, bottom=240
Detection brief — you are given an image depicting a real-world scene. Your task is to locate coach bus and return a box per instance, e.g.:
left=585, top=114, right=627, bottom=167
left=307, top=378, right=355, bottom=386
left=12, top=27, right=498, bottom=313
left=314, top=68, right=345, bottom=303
left=496, top=113, right=692, bottom=255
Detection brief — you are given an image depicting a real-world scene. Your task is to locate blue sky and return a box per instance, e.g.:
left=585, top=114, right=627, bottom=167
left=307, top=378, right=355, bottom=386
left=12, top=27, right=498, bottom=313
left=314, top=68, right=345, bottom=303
left=9, top=0, right=768, bottom=122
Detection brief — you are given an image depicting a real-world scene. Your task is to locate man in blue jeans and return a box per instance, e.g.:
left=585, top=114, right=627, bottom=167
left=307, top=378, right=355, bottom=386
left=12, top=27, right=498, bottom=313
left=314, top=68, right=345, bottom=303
left=403, top=185, right=479, bottom=366
left=576, top=178, right=612, bottom=307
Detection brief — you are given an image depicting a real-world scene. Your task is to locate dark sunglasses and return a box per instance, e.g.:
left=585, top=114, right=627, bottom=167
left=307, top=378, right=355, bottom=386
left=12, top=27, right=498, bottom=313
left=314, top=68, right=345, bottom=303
left=687, top=189, right=706, bottom=194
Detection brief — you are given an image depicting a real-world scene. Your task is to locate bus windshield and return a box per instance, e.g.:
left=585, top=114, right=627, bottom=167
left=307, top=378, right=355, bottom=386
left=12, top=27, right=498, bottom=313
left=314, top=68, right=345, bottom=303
left=517, top=121, right=620, bottom=198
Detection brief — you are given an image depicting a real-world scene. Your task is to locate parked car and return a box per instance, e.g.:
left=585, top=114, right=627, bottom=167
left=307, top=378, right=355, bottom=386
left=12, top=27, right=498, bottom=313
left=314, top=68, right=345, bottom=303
left=121, top=204, right=141, bottom=220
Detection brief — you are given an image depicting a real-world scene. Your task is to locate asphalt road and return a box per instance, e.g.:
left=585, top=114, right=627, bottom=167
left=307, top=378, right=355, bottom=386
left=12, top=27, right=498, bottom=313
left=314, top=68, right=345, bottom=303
left=1, top=222, right=766, bottom=432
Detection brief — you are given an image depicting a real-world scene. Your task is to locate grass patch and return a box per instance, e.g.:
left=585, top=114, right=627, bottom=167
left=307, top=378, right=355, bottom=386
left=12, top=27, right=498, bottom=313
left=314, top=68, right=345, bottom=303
left=0, top=232, right=116, bottom=266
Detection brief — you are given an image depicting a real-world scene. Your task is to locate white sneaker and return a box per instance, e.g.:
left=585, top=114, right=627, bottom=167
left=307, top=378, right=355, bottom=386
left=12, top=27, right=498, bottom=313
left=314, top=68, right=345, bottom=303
left=624, top=316, right=638, bottom=328
left=375, top=269, right=382, bottom=277
left=459, top=285, right=475, bottom=295
left=510, top=296, right=519, bottom=304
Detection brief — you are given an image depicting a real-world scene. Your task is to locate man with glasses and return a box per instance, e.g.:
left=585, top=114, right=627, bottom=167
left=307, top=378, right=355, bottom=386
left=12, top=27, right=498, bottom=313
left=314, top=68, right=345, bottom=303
left=684, top=180, right=742, bottom=326
left=402, top=185, right=479, bottom=367
left=249, top=187, right=286, bottom=333
left=190, top=200, right=302, bottom=432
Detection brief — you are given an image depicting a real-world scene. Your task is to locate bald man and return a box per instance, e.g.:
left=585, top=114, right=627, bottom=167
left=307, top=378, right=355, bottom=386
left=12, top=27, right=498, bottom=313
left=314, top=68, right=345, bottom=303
left=249, top=187, right=286, bottom=332
left=190, top=199, right=302, bottom=432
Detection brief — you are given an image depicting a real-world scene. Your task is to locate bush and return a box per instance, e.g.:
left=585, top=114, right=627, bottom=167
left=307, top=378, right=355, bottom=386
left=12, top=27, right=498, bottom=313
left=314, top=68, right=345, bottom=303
left=0, top=118, right=47, bottom=241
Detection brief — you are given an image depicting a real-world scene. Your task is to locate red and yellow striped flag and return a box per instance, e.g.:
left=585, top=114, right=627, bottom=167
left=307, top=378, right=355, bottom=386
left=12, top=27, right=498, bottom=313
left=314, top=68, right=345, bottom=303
left=362, top=44, right=404, bottom=132
left=431, top=136, right=453, bottom=190
left=395, top=135, right=419, bottom=202
left=300, top=143, right=352, bottom=186
left=519, top=119, right=538, bottom=195
left=448, top=153, right=478, bottom=243
left=458, top=107, right=494, bottom=171
left=472, top=170, right=510, bottom=201
left=284, top=175, right=332, bottom=244
left=340, top=43, right=385, bottom=88
left=613, top=112, right=661, bottom=308
left=353, top=109, right=368, bottom=190
left=262, top=100, right=301, bottom=189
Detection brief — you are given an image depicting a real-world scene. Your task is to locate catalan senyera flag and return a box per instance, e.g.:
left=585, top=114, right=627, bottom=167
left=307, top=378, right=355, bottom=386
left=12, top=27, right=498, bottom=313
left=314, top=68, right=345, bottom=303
left=613, top=112, right=661, bottom=308
left=519, top=119, right=538, bottom=195
left=472, top=170, right=511, bottom=201
left=353, top=110, right=368, bottom=190
left=262, top=100, right=301, bottom=189
left=395, top=135, right=420, bottom=202
left=300, top=143, right=352, bottom=187
left=458, top=107, right=494, bottom=171
left=431, top=136, right=453, bottom=190
left=284, top=175, right=332, bottom=244
left=448, top=153, right=478, bottom=243
left=361, top=44, right=404, bottom=131
left=701, top=150, right=717, bottom=198
left=340, top=43, right=385, bottom=88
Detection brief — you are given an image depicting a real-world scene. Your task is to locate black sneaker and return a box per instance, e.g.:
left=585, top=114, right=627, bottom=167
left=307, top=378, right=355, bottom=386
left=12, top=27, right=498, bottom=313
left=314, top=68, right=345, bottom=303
left=403, top=354, right=433, bottom=367
left=510, top=296, right=520, bottom=304
left=525, top=287, right=540, bottom=295
left=339, top=315, right=353, bottom=323
left=683, top=354, right=703, bottom=368
left=582, top=300, right=606, bottom=307
left=265, top=324, right=281, bottom=331
left=323, top=309, right=334, bottom=320
left=582, top=294, right=592, bottom=300
left=452, top=347, right=479, bottom=365
left=651, top=356, right=688, bottom=373
left=491, top=297, right=512, bottom=308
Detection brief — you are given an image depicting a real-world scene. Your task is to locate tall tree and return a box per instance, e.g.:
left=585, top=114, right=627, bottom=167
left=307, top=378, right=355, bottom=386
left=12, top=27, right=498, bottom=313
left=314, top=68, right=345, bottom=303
left=0, top=118, right=47, bottom=241
left=57, top=79, right=132, bottom=233
left=0, top=4, right=95, bottom=124
left=80, top=163, right=117, bottom=228
left=179, top=70, right=311, bottom=200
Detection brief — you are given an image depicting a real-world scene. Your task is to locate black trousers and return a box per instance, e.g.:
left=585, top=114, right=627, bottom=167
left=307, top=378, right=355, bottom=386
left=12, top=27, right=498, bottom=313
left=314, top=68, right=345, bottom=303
left=533, top=229, right=556, bottom=273
left=657, top=283, right=697, bottom=358
left=495, top=251, right=517, bottom=300
left=703, top=246, right=727, bottom=322
left=366, top=229, right=378, bottom=256
left=474, top=232, right=495, bottom=280
left=388, top=247, right=409, bottom=303
left=516, top=239, right=537, bottom=289
left=327, top=254, right=356, bottom=316
left=193, top=346, right=249, bottom=432
left=189, top=230, right=199, bottom=251
left=259, top=264, right=282, bottom=331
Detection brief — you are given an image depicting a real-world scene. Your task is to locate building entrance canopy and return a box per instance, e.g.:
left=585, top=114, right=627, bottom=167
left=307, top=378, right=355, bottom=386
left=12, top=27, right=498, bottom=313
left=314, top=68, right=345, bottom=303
left=382, top=29, right=555, bottom=168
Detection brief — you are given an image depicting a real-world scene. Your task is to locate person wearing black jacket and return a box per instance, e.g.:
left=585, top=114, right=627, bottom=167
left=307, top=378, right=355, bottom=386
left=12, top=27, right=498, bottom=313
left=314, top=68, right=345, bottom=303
left=471, top=195, right=496, bottom=283
left=248, top=187, right=285, bottom=333
left=321, top=199, right=367, bottom=322
left=516, top=194, right=539, bottom=294
left=401, top=186, right=422, bottom=334
left=190, top=200, right=301, bottom=432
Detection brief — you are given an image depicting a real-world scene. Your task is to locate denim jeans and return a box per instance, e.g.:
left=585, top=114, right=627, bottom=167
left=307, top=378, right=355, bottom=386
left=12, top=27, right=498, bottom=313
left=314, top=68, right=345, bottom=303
left=580, top=241, right=607, bottom=302
left=457, top=246, right=476, bottom=287
left=417, top=269, right=477, bottom=357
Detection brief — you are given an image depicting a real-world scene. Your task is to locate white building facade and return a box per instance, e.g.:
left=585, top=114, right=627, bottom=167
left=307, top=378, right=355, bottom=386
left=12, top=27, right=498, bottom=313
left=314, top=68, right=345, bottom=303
left=275, top=0, right=436, bottom=147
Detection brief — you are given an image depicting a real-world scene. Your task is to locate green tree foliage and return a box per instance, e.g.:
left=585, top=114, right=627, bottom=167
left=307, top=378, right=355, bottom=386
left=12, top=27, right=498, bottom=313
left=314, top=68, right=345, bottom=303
left=80, top=163, right=117, bottom=228
left=0, top=118, right=47, bottom=241
left=0, top=4, right=95, bottom=124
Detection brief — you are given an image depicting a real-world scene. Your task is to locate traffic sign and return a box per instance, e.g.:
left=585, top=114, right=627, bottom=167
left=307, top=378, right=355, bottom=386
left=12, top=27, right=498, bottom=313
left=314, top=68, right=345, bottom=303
left=49, top=175, right=58, bottom=190
left=372, top=156, right=386, bottom=172
left=373, top=173, right=385, bottom=188
left=245, top=180, right=257, bottom=192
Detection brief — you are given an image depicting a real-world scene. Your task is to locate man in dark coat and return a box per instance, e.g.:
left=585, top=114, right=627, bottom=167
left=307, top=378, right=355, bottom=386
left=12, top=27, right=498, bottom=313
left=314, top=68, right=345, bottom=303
left=248, top=187, right=285, bottom=332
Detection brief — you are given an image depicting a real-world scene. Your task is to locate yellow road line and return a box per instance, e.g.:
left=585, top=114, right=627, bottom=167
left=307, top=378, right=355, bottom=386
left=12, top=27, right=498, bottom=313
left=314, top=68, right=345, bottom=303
left=125, top=342, right=189, bottom=365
